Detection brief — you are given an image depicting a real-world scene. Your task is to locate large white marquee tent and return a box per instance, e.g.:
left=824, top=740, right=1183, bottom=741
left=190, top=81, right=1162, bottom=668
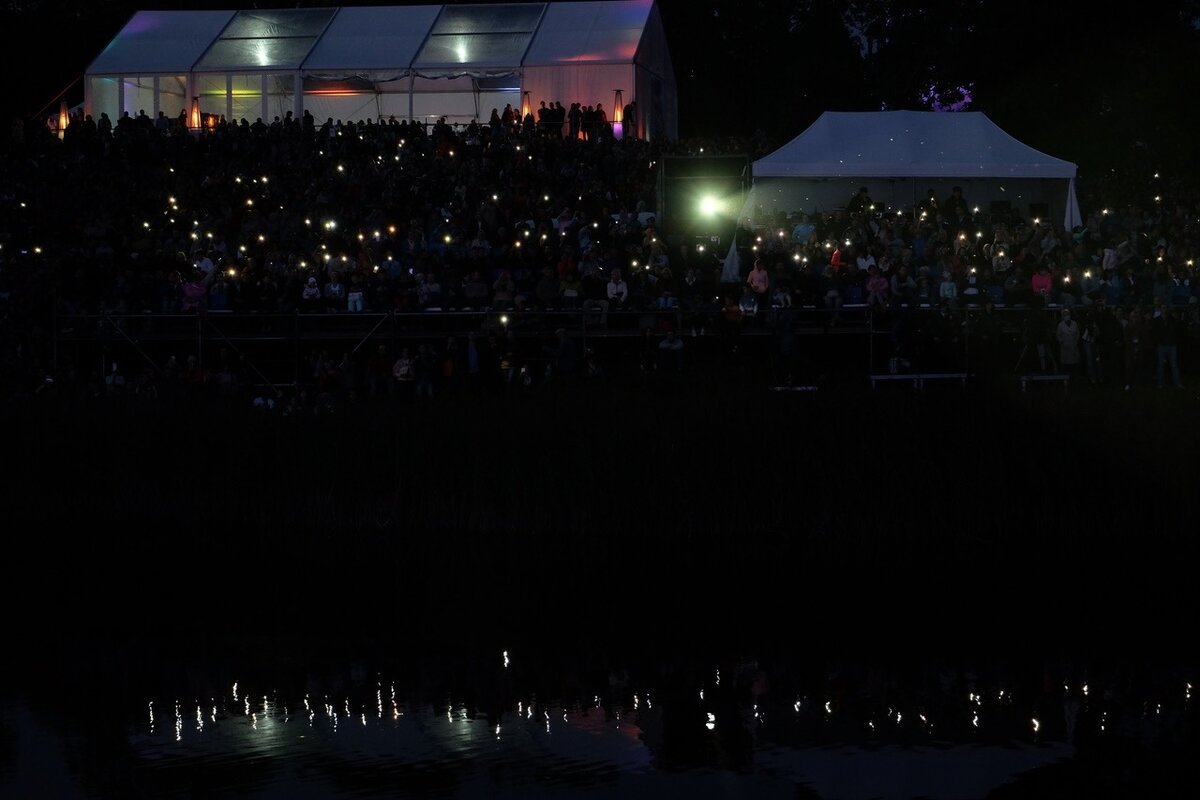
left=743, top=110, right=1081, bottom=230
left=84, top=1, right=677, bottom=139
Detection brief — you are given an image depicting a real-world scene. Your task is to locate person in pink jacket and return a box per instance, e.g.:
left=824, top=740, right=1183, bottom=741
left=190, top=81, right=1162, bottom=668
left=1031, top=263, right=1053, bottom=306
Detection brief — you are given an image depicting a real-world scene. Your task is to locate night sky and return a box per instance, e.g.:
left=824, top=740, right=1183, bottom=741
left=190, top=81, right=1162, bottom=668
left=4, top=0, right=1198, bottom=179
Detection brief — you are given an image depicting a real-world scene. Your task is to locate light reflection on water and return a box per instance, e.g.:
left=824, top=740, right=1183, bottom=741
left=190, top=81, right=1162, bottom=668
left=3, top=658, right=1197, bottom=800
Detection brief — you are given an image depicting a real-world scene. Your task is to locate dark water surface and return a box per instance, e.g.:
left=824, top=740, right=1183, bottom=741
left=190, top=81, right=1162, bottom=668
left=8, top=643, right=1198, bottom=799
left=4, top=386, right=1200, bottom=797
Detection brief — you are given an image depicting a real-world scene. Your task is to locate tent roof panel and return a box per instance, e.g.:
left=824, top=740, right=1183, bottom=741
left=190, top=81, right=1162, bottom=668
left=303, top=6, right=443, bottom=71
left=87, top=10, right=236, bottom=75
left=195, top=8, right=335, bottom=70
left=220, top=8, right=336, bottom=39
left=414, top=33, right=533, bottom=69
left=524, top=0, right=650, bottom=65
left=754, top=111, right=1076, bottom=179
left=432, top=4, right=545, bottom=34
left=196, top=37, right=322, bottom=71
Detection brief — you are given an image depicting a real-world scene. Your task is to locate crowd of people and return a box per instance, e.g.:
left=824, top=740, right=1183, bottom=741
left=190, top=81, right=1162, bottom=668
left=1, top=99, right=1197, bottom=407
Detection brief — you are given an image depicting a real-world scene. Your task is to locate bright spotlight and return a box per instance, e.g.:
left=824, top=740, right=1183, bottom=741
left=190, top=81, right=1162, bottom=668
left=699, top=195, right=723, bottom=218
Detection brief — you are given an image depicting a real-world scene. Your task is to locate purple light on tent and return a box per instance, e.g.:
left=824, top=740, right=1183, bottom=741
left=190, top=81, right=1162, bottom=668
left=920, top=83, right=974, bottom=112
left=122, top=10, right=171, bottom=34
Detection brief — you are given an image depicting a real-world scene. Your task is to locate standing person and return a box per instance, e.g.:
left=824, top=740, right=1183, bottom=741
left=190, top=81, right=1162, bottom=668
left=971, top=300, right=1002, bottom=376
left=943, top=186, right=970, bottom=230
left=1018, top=309, right=1055, bottom=373
left=392, top=347, right=414, bottom=400
left=658, top=329, right=684, bottom=372
left=846, top=186, right=873, bottom=215
left=1056, top=308, right=1080, bottom=375
left=1080, top=306, right=1102, bottom=385
left=721, top=295, right=744, bottom=354
left=745, top=258, right=770, bottom=319
left=1122, top=305, right=1147, bottom=390
left=413, top=344, right=435, bottom=400
left=1152, top=298, right=1184, bottom=388
left=819, top=263, right=843, bottom=328
left=1095, top=298, right=1124, bottom=388
left=366, top=344, right=393, bottom=400
left=552, top=102, right=566, bottom=138
left=551, top=328, right=578, bottom=379
left=441, top=336, right=463, bottom=395
left=568, top=102, right=582, bottom=141
left=346, top=274, right=365, bottom=312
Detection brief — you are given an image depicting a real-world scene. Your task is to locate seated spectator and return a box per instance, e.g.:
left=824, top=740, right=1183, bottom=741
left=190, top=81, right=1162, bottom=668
left=492, top=271, right=516, bottom=310
left=323, top=272, right=347, bottom=312
left=300, top=276, right=322, bottom=312
left=423, top=273, right=444, bottom=309
left=890, top=264, right=917, bottom=307
left=535, top=267, right=561, bottom=309
left=938, top=271, right=958, bottom=309
left=607, top=269, right=629, bottom=309
left=181, top=269, right=213, bottom=313
left=865, top=264, right=889, bottom=309
left=560, top=270, right=582, bottom=309
left=462, top=271, right=490, bottom=309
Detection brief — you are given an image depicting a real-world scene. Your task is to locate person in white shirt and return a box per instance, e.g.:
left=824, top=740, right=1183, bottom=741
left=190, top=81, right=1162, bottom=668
left=856, top=249, right=877, bottom=272
left=607, top=269, right=628, bottom=308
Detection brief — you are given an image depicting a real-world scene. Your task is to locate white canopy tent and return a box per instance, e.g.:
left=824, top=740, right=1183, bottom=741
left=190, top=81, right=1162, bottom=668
left=84, top=1, right=676, bottom=139
left=723, top=110, right=1081, bottom=281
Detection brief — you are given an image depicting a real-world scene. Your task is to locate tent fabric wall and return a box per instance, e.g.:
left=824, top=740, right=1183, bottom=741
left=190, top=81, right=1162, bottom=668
left=85, top=2, right=676, bottom=140
left=749, top=176, right=1071, bottom=227
left=744, top=111, right=1079, bottom=230
left=521, top=64, right=634, bottom=117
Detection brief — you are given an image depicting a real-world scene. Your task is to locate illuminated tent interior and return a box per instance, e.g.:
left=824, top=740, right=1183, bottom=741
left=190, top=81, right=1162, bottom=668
left=743, top=111, right=1081, bottom=231
left=84, top=1, right=676, bottom=139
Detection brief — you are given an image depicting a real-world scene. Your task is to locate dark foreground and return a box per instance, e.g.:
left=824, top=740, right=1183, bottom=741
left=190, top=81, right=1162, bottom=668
left=9, top=378, right=1198, bottom=644
left=3, top=380, right=1198, bottom=797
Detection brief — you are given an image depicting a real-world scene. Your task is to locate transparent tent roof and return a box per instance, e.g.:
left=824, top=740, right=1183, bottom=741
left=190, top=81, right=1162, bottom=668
left=87, top=2, right=667, bottom=76
left=195, top=8, right=336, bottom=71
left=413, top=3, right=546, bottom=69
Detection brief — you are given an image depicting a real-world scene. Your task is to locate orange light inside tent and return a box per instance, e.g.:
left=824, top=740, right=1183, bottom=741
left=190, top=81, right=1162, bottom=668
left=189, top=97, right=201, bottom=130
